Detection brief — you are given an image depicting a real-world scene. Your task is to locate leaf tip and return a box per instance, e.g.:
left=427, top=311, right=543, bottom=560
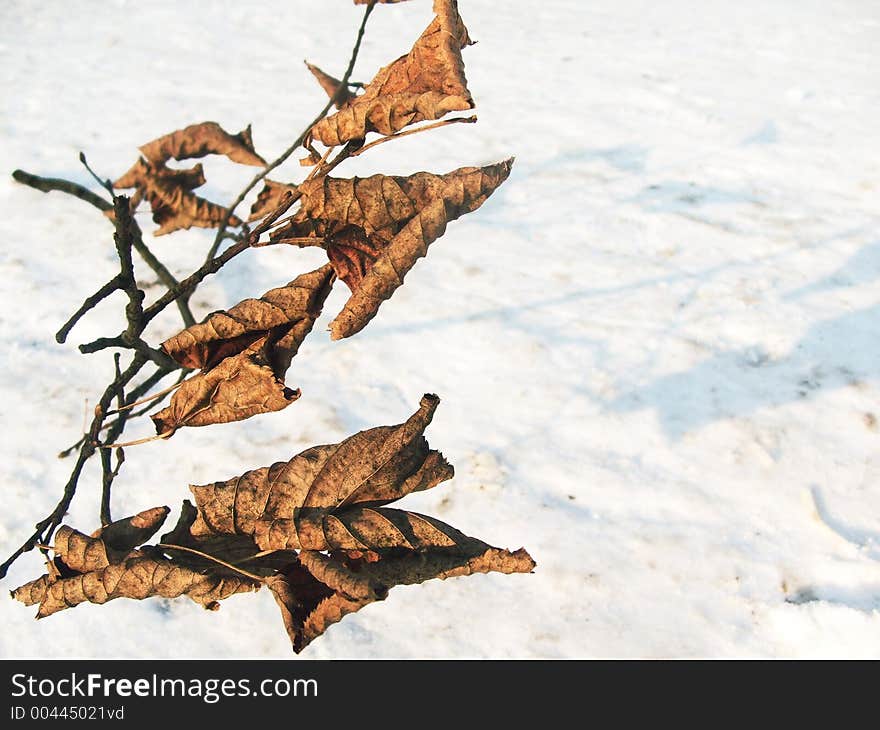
left=419, top=393, right=441, bottom=415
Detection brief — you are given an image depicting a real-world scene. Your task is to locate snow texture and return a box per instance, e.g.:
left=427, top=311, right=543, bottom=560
left=1, top=0, right=878, bottom=658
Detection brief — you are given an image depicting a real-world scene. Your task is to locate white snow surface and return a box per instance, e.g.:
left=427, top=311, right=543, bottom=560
left=1, top=0, right=879, bottom=658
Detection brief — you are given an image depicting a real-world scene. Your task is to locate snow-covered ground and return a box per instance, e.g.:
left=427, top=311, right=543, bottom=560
left=1, top=0, right=878, bottom=658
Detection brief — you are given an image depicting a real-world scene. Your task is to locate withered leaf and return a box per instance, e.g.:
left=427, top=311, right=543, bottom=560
left=248, top=180, right=299, bottom=222
left=113, top=156, right=240, bottom=236
left=92, top=506, right=171, bottom=553
left=269, top=532, right=534, bottom=653
left=189, top=394, right=454, bottom=551
left=160, top=500, right=298, bottom=578
left=11, top=507, right=258, bottom=619
left=160, top=263, right=335, bottom=373
left=115, top=158, right=206, bottom=191
left=139, top=122, right=266, bottom=168
left=305, top=62, right=354, bottom=110
left=151, top=336, right=300, bottom=437
left=13, top=399, right=535, bottom=652
left=29, top=551, right=258, bottom=618
left=309, top=0, right=474, bottom=146
left=271, top=159, right=513, bottom=338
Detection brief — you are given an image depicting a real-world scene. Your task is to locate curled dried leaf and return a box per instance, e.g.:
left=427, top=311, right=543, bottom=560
left=310, top=0, right=474, bottom=146
left=11, top=508, right=258, bottom=619
left=92, top=506, right=170, bottom=553
left=248, top=180, right=299, bottom=222
left=113, top=156, right=239, bottom=236
left=269, top=532, right=534, bottom=653
left=271, top=159, right=513, bottom=338
left=115, top=158, right=206, bottom=191
left=305, top=61, right=354, bottom=109
left=160, top=500, right=297, bottom=578
left=160, top=264, right=335, bottom=373
left=32, top=552, right=258, bottom=618
left=189, top=394, right=453, bottom=550
left=151, top=336, right=300, bottom=437
left=139, top=122, right=266, bottom=167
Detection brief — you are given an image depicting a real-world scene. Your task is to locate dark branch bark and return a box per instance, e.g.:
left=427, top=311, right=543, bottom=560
left=12, top=169, right=112, bottom=212
left=112, top=196, right=146, bottom=344
left=12, top=169, right=195, bottom=327
left=56, top=275, right=124, bottom=344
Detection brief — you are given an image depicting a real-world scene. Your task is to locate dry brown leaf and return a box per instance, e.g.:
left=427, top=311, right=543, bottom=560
left=139, top=122, right=266, bottom=168
left=160, top=264, right=335, bottom=373
left=268, top=532, right=534, bottom=653
left=13, top=403, right=534, bottom=651
left=113, top=156, right=240, bottom=236
left=151, top=336, right=300, bottom=437
left=270, top=159, right=513, bottom=338
left=92, top=506, right=171, bottom=553
left=115, top=158, right=207, bottom=191
left=189, top=394, right=453, bottom=550
left=31, top=552, right=258, bottom=618
left=310, top=0, right=473, bottom=146
left=248, top=180, right=299, bottom=222
left=305, top=62, right=354, bottom=110
left=160, top=500, right=298, bottom=578
left=11, top=507, right=258, bottom=618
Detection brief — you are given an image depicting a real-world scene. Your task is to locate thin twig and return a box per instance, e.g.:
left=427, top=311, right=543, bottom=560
left=128, top=225, right=196, bottom=327
left=99, top=431, right=172, bottom=449
left=79, top=152, right=114, bottom=195
left=352, top=115, right=477, bottom=159
left=12, top=169, right=195, bottom=327
left=99, top=354, right=126, bottom=525
left=111, top=196, right=146, bottom=346
left=105, top=377, right=187, bottom=415
left=56, top=275, right=124, bottom=344
left=11, top=169, right=112, bottom=212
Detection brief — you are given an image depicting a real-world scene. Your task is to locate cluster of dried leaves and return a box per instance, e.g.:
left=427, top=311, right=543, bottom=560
left=10, top=0, right=532, bottom=653
left=114, top=123, right=266, bottom=235
left=13, top=396, right=534, bottom=652
left=131, top=0, right=512, bottom=438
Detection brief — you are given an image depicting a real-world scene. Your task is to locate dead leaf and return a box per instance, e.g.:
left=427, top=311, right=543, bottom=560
left=310, top=0, right=474, bottom=146
left=160, top=500, right=298, bottom=578
left=13, top=400, right=534, bottom=652
left=92, top=506, right=171, bottom=553
left=305, top=62, right=354, bottom=109
left=113, top=156, right=240, bottom=236
left=189, top=394, right=453, bottom=550
left=115, top=158, right=206, bottom=191
left=160, top=263, right=335, bottom=372
left=11, top=507, right=258, bottom=618
left=268, top=530, right=534, bottom=653
left=151, top=336, right=300, bottom=437
left=270, top=159, right=513, bottom=338
left=139, top=122, right=266, bottom=168
left=31, top=551, right=258, bottom=618
left=248, top=180, right=299, bottom=222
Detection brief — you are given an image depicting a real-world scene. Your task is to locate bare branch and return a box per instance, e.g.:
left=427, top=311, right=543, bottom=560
left=12, top=169, right=112, bottom=212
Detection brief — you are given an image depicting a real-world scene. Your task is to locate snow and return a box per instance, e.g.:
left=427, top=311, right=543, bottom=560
left=1, top=0, right=879, bottom=658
